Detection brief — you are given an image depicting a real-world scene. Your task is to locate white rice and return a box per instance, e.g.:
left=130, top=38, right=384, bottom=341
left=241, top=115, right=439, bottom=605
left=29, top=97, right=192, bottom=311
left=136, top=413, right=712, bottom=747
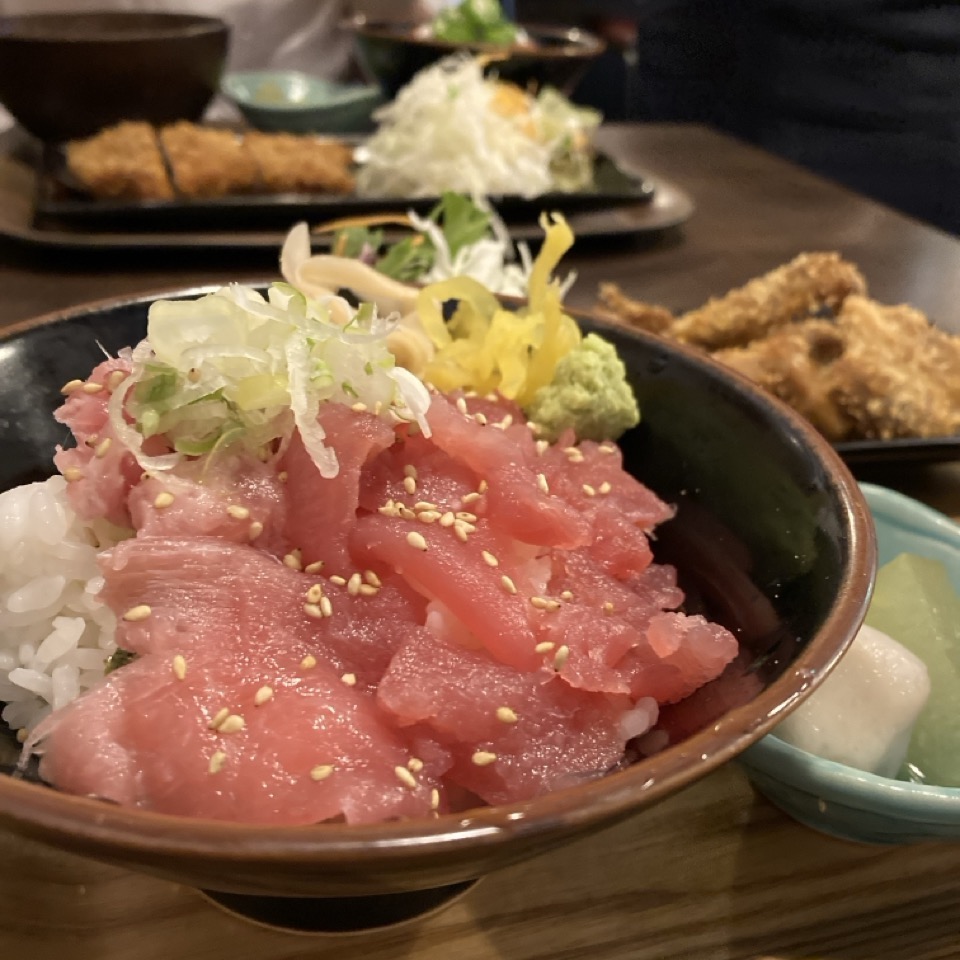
left=0, top=476, right=120, bottom=734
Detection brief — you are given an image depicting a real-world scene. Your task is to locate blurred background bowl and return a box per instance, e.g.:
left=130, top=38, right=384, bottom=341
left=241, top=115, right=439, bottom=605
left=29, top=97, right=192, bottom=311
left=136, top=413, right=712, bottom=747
left=0, top=292, right=873, bottom=900
left=739, top=483, right=960, bottom=844
left=221, top=70, right=383, bottom=135
left=0, top=12, right=229, bottom=142
left=347, top=16, right=605, bottom=99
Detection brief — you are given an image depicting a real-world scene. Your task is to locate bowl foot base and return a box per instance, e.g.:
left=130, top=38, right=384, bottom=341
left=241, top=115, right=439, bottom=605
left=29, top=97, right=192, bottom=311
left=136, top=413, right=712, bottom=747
left=198, top=879, right=478, bottom=934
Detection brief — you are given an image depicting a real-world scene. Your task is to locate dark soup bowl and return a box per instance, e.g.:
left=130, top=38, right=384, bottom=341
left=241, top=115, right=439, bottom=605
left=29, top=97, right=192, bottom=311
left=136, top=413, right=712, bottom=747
left=0, top=289, right=874, bottom=913
left=0, top=12, right=229, bottom=142
left=348, top=17, right=605, bottom=99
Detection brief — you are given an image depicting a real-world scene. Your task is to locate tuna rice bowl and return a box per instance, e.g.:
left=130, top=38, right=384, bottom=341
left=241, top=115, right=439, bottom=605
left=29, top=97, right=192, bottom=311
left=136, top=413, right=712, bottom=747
left=1, top=220, right=755, bottom=826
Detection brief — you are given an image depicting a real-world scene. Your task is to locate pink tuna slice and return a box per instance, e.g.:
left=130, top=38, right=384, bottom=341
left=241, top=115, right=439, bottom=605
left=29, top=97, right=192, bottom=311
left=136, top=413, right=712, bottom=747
left=280, top=404, right=395, bottom=574
left=425, top=395, right=590, bottom=549
left=127, top=452, right=287, bottom=556
left=33, top=536, right=439, bottom=823
left=378, top=630, right=638, bottom=806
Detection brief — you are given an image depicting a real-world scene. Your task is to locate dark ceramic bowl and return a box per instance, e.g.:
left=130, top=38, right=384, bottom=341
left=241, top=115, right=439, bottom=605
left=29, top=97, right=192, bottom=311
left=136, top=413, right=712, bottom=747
left=0, top=12, right=229, bottom=142
left=0, top=289, right=874, bottom=907
left=348, top=17, right=605, bottom=98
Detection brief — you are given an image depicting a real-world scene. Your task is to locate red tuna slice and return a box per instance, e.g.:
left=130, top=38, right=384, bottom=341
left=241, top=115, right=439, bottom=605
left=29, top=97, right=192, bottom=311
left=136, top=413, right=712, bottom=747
left=426, top=395, right=590, bottom=549
left=377, top=630, right=637, bottom=806
left=99, top=536, right=423, bottom=688
left=536, top=440, right=675, bottom=580
left=34, top=648, right=438, bottom=825
left=535, top=553, right=684, bottom=694
left=280, top=404, right=395, bottom=574
left=54, top=358, right=142, bottom=527
left=351, top=513, right=544, bottom=670
left=359, top=431, right=482, bottom=515
left=127, top=452, right=287, bottom=555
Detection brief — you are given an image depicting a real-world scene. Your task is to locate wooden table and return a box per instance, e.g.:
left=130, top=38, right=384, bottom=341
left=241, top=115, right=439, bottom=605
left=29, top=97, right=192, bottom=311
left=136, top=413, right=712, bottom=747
left=1, top=123, right=959, bottom=959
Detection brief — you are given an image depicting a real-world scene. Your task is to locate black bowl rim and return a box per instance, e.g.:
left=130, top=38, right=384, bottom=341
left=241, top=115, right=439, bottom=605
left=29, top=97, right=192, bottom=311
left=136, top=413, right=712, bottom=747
left=0, top=285, right=876, bottom=866
left=0, top=12, right=230, bottom=44
left=345, top=15, right=606, bottom=59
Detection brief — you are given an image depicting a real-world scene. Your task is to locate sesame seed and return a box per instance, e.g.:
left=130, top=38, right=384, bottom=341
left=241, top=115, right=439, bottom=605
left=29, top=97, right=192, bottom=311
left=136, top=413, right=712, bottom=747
left=81, top=382, right=104, bottom=395
left=530, top=596, right=552, bottom=610
left=456, top=397, right=469, bottom=415
left=61, top=379, right=83, bottom=395
left=248, top=521, right=264, bottom=540
left=481, top=550, right=499, bottom=567
left=329, top=575, right=347, bottom=586
left=254, top=685, right=274, bottom=706
left=304, top=603, right=323, bottom=619
left=209, top=708, right=230, bottom=730
left=455, top=511, right=477, bottom=523
left=430, top=788, right=440, bottom=810
left=461, top=491, right=482, bottom=505
left=209, top=751, right=227, bottom=774
left=398, top=505, right=417, bottom=521
left=414, top=501, right=438, bottom=512
left=283, top=552, right=303, bottom=571
left=582, top=484, right=597, bottom=498
left=560, top=590, right=574, bottom=601
left=363, top=570, right=381, bottom=587
left=500, top=575, right=517, bottom=595
left=301, top=655, right=317, bottom=669
left=403, top=464, right=418, bottom=479
left=305, top=583, right=324, bottom=604
left=351, top=401, right=368, bottom=413
left=219, top=714, right=245, bottom=734
left=310, top=764, right=334, bottom=781
left=63, top=467, right=84, bottom=483
left=378, top=500, right=399, bottom=517
left=500, top=414, right=514, bottom=429
left=107, top=370, right=126, bottom=391
left=347, top=572, right=362, bottom=596
left=602, top=601, right=615, bottom=614
left=278, top=471, right=288, bottom=483
left=406, top=531, right=428, bottom=551
left=553, top=645, right=571, bottom=671
left=471, top=751, right=497, bottom=767
left=358, top=583, right=379, bottom=597
left=453, top=522, right=470, bottom=543
left=599, top=443, right=617, bottom=454
left=153, top=492, right=175, bottom=509
left=478, top=480, right=489, bottom=494
left=319, top=596, right=333, bottom=617
left=94, top=438, right=112, bottom=459
left=407, top=757, right=424, bottom=773
left=403, top=475, right=417, bottom=496
left=395, top=765, right=418, bottom=789
left=474, top=412, right=488, bottom=425
left=227, top=504, right=250, bottom=520
left=15, top=728, right=27, bottom=744
left=418, top=510, right=441, bottom=524
left=536, top=473, right=549, bottom=495
left=171, top=655, right=187, bottom=680
left=535, top=641, right=555, bottom=654
left=535, top=440, right=549, bottom=456
left=439, top=511, right=456, bottom=527
left=599, top=482, right=612, bottom=495
left=496, top=706, right=518, bottom=724
left=122, top=604, right=151, bottom=622
left=341, top=673, right=357, bottom=687
left=304, top=560, right=325, bottom=574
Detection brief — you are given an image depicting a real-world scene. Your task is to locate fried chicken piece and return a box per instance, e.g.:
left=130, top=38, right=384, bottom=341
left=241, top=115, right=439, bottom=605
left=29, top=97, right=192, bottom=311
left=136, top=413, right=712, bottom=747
left=595, top=282, right=675, bottom=335
left=159, top=121, right=259, bottom=198
left=670, top=252, right=867, bottom=350
left=828, top=296, right=960, bottom=440
left=243, top=132, right=355, bottom=195
left=65, top=121, right=174, bottom=200
left=714, top=319, right=851, bottom=440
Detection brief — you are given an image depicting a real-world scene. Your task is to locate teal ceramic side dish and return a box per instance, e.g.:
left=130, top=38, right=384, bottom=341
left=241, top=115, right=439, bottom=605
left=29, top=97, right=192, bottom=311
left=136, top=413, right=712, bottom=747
left=221, top=70, right=383, bottom=134
left=739, top=482, right=960, bottom=844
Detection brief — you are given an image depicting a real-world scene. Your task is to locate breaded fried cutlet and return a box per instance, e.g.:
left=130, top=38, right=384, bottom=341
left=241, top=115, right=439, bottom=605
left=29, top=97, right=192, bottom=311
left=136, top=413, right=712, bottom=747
left=829, top=296, right=960, bottom=440
left=596, top=282, right=675, bottom=335
left=65, top=121, right=174, bottom=200
left=669, top=252, right=867, bottom=350
left=159, top=121, right=259, bottom=198
left=243, top=131, right=355, bottom=195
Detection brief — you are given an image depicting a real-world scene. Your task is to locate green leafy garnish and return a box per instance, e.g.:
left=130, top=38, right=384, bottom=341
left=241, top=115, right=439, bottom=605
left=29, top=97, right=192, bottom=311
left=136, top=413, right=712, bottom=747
left=432, top=0, right=519, bottom=45
left=105, top=648, right=138, bottom=674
